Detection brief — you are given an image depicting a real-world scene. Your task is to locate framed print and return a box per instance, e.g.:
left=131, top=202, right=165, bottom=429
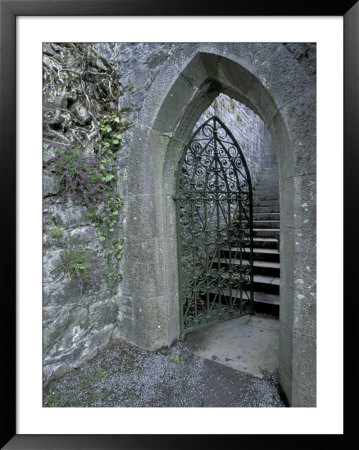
left=1, top=0, right=356, bottom=448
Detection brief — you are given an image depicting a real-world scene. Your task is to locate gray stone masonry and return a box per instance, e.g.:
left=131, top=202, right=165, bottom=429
left=42, top=42, right=316, bottom=407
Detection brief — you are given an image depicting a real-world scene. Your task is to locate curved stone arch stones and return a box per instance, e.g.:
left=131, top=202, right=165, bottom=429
left=119, top=43, right=316, bottom=406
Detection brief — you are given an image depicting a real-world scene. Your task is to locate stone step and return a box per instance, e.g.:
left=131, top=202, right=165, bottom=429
left=253, top=205, right=280, bottom=213
left=253, top=212, right=280, bottom=221
left=221, top=246, right=279, bottom=262
left=253, top=291, right=280, bottom=315
left=211, top=274, right=279, bottom=295
left=253, top=184, right=279, bottom=191
left=257, top=175, right=278, bottom=182
left=253, top=274, right=280, bottom=295
left=208, top=288, right=279, bottom=306
left=253, top=199, right=279, bottom=207
left=254, top=291, right=280, bottom=306
left=253, top=191, right=279, bottom=198
left=253, top=220, right=280, bottom=229
left=253, top=191, right=279, bottom=200
left=253, top=228, right=280, bottom=238
left=253, top=237, right=279, bottom=249
left=215, top=258, right=280, bottom=278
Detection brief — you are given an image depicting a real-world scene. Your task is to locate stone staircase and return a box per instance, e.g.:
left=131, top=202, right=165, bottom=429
left=213, top=165, right=280, bottom=316
left=250, top=165, right=280, bottom=314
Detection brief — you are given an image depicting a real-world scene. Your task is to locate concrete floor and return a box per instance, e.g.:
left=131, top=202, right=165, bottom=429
left=184, top=314, right=279, bottom=378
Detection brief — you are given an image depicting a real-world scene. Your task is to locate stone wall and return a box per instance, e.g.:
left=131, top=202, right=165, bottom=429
left=43, top=43, right=270, bottom=381
left=42, top=43, right=127, bottom=383
left=42, top=42, right=317, bottom=407
left=42, top=43, right=272, bottom=384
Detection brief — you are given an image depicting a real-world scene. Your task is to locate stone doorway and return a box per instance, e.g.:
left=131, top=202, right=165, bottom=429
left=121, top=45, right=316, bottom=406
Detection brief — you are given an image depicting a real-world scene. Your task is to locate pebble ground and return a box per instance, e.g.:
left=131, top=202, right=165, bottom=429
left=43, top=338, right=286, bottom=408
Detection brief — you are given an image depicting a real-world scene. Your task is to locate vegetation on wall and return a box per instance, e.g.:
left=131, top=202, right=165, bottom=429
left=43, top=43, right=129, bottom=295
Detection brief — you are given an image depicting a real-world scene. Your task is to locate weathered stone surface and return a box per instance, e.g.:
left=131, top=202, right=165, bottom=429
left=292, top=333, right=316, bottom=400
left=291, top=384, right=316, bottom=407
left=43, top=305, right=88, bottom=355
left=278, top=325, right=293, bottom=404
left=281, top=175, right=316, bottom=228
left=122, top=259, right=165, bottom=299
left=89, top=300, right=119, bottom=329
left=277, top=88, right=316, bottom=177
left=42, top=42, right=317, bottom=408
left=43, top=172, right=62, bottom=196
left=126, top=194, right=164, bottom=239
left=280, top=283, right=316, bottom=339
left=69, top=102, right=91, bottom=124
left=255, top=44, right=314, bottom=110
left=293, top=287, right=316, bottom=338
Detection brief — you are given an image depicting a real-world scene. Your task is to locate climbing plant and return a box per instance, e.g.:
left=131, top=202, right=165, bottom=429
left=43, top=43, right=130, bottom=295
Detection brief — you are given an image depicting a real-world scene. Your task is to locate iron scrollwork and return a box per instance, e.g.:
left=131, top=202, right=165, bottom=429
left=176, top=116, right=253, bottom=338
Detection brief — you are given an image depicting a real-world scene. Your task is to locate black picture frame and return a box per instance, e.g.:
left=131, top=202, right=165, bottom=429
left=1, top=1, right=356, bottom=448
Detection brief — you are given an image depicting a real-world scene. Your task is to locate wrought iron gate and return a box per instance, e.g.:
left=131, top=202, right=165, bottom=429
left=175, top=116, right=253, bottom=339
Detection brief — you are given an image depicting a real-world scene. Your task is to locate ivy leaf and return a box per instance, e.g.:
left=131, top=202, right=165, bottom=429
left=112, top=139, right=119, bottom=145
left=103, top=174, right=114, bottom=182
left=99, top=236, right=106, bottom=242
left=112, top=210, right=119, bottom=216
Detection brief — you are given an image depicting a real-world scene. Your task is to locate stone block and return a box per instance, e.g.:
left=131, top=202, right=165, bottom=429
left=117, top=295, right=134, bottom=320
left=163, top=194, right=177, bottom=238
left=139, top=59, right=194, bottom=130
left=255, top=44, right=314, bottom=111
left=279, top=283, right=294, bottom=332
left=222, top=42, right=281, bottom=77
left=176, top=49, right=218, bottom=89
left=131, top=296, right=169, bottom=328
left=86, top=324, right=114, bottom=353
left=43, top=305, right=88, bottom=355
left=291, top=384, right=316, bottom=407
left=122, top=260, right=165, bottom=299
left=116, top=312, right=170, bottom=350
left=126, top=194, right=164, bottom=239
left=167, top=314, right=181, bottom=346
left=42, top=250, right=64, bottom=283
left=293, top=287, right=316, bottom=339
left=281, top=175, right=316, bottom=229
left=124, top=237, right=165, bottom=267
left=127, top=127, right=170, bottom=196
left=89, top=300, right=119, bottom=329
left=269, top=111, right=294, bottom=180
left=280, top=226, right=295, bottom=289
left=292, top=332, right=316, bottom=401
left=152, top=73, right=198, bottom=134
left=278, top=324, right=293, bottom=399
left=43, top=172, right=61, bottom=196
left=278, top=88, right=316, bottom=177
left=281, top=226, right=316, bottom=292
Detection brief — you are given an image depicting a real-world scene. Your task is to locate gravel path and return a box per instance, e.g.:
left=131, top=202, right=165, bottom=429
left=43, top=338, right=286, bottom=407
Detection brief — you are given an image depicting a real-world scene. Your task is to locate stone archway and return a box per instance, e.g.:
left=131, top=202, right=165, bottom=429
left=119, top=44, right=316, bottom=406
